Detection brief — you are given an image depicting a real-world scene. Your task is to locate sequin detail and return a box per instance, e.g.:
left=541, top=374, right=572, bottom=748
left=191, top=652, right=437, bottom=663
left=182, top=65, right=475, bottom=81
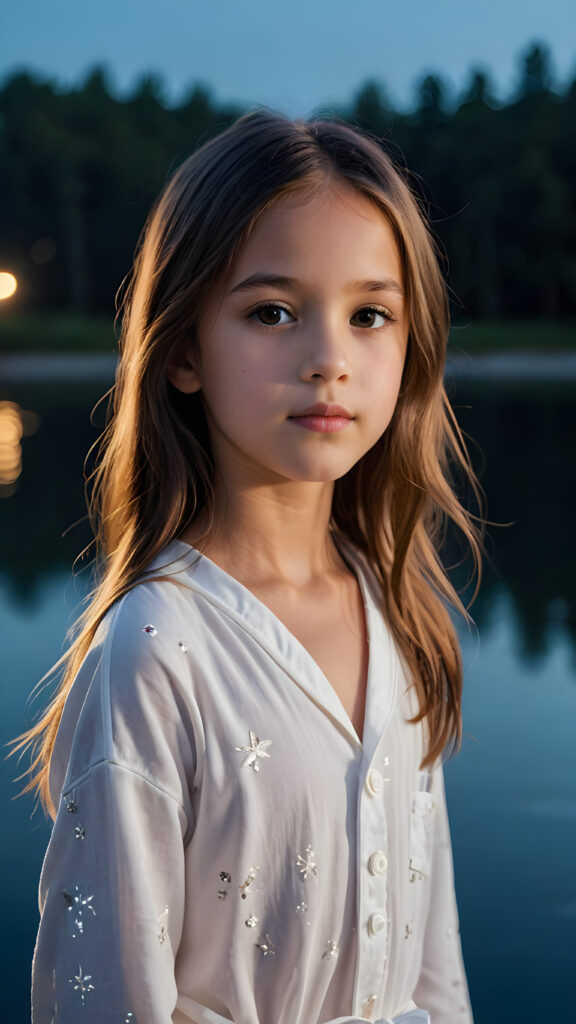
left=296, top=901, right=308, bottom=913
left=142, top=624, right=157, bottom=636
left=66, top=800, right=78, bottom=814
left=323, top=939, right=339, bottom=959
left=178, top=641, right=189, bottom=652
left=124, top=1015, right=136, bottom=1023
left=217, top=869, right=231, bottom=901
left=158, top=906, right=169, bottom=945
left=297, top=844, right=318, bottom=880
left=245, top=913, right=258, bottom=928
left=74, top=825, right=86, bottom=840
left=69, top=966, right=95, bottom=1004
left=235, top=731, right=272, bottom=772
left=256, top=933, right=276, bottom=956
left=63, top=886, right=96, bottom=937
left=409, top=863, right=425, bottom=883
left=238, top=866, right=261, bottom=899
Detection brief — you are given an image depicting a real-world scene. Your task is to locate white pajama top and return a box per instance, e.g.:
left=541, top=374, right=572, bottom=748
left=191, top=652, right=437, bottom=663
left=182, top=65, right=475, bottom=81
left=32, top=539, right=473, bottom=1024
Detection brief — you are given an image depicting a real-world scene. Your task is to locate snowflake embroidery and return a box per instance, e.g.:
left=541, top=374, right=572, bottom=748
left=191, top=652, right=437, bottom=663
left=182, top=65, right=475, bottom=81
left=296, top=844, right=318, bottom=880
left=235, top=731, right=272, bottom=772
left=409, top=861, right=425, bottom=883
left=69, top=966, right=95, bottom=1004
left=323, top=939, right=339, bottom=959
left=62, top=886, right=96, bottom=938
left=157, top=906, right=169, bottom=945
left=256, top=933, right=276, bottom=956
left=238, top=866, right=262, bottom=899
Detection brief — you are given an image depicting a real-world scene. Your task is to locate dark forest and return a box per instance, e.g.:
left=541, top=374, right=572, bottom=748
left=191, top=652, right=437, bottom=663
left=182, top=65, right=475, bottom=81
left=1, top=43, right=574, bottom=322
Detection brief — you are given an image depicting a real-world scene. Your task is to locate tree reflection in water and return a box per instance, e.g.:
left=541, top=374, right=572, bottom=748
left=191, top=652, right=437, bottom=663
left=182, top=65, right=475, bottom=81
left=1, top=376, right=574, bottom=663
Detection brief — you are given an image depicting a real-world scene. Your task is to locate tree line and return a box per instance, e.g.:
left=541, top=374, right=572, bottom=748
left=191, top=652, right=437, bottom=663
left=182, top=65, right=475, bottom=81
left=0, top=43, right=574, bottom=321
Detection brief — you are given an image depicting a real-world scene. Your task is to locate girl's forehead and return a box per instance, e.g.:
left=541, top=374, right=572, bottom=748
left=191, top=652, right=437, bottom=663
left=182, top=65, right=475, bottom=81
left=222, top=180, right=401, bottom=296
left=227, top=182, right=402, bottom=288
left=250, top=181, right=388, bottom=237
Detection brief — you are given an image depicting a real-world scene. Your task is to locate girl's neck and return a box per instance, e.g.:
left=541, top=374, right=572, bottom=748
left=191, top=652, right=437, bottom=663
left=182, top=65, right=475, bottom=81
left=182, top=480, right=343, bottom=587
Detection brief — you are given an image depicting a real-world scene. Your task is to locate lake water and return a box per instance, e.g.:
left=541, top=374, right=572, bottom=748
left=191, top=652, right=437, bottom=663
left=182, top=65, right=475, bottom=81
left=1, top=367, right=575, bottom=1022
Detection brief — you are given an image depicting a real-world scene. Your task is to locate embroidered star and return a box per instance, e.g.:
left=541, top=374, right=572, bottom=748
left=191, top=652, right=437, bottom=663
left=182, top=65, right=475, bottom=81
left=323, top=939, right=339, bottom=959
left=238, top=866, right=262, bottom=899
left=69, top=966, right=95, bottom=1004
left=256, top=933, right=276, bottom=956
left=62, top=886, right=96, bottom=938
left=235, top=730, right=272, bottom=772
left=157, top=906, right=169, bottom=945
left=296, top=844, right=318, bottom=880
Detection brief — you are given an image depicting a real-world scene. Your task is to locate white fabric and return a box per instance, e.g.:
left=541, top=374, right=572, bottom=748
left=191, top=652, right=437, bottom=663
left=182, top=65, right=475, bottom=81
left=32, top=539, right=473, bottom=1023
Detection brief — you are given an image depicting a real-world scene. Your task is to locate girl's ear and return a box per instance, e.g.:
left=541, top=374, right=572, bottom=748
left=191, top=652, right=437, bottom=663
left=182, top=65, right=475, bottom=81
left=166, top=351, right=202, bottom=394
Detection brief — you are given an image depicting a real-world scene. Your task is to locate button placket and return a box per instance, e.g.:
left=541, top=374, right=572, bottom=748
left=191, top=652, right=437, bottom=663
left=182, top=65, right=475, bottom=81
left=353, top=755, right=390, bottom=1017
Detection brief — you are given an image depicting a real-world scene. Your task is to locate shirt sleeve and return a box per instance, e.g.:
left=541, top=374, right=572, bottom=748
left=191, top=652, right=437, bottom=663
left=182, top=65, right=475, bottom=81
left=32, top=762, right=188, bottom=1022
left=412, top=767, right=474, bottom=1024
left=31, top=593, right=198, bottom=1023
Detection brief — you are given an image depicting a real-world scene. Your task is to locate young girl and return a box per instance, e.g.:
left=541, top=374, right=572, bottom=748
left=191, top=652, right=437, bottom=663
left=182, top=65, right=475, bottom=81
left=24, top=110, right=481, bottom=1023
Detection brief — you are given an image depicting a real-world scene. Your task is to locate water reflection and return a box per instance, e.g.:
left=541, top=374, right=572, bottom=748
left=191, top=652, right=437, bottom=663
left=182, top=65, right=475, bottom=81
left=452, top=382, right=576, bottom=664
left=1, top=377, right=574, bottom=662
left=0, top=401, right=40, bottom=497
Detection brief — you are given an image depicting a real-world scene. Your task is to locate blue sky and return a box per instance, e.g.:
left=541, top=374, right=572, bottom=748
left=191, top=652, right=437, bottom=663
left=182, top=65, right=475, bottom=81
left=1, top=0, right=574, bottom=114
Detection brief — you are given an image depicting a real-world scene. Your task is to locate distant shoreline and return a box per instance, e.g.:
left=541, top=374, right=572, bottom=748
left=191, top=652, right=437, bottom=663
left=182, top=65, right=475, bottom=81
left=2, top=350, right=576, bottom=383
left=1, top=312, right=575, bottom=383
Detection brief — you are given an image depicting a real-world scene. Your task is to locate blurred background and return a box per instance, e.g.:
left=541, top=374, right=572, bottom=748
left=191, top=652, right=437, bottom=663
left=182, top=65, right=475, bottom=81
left=1, top=2, right=575, bottom=1021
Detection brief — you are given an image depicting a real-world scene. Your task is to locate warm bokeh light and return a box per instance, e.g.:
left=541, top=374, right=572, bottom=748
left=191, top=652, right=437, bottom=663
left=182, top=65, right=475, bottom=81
left=0, top=402, right=40, bottom=497
left=0, top=402, right=23, bottom=491
left=0, top=271, right=18, bottom=300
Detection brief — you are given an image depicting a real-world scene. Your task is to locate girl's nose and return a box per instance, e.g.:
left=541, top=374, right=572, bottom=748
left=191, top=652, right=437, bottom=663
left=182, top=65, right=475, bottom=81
left=298, top=323, right=350, bottom=384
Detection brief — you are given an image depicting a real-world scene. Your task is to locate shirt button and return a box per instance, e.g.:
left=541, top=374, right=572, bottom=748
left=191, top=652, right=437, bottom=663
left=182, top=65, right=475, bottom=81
left=368, top=850, right=388, bottom=875
left=368, top=912, right=387, bottom=936
left=366, top=769, right=383, bottom=795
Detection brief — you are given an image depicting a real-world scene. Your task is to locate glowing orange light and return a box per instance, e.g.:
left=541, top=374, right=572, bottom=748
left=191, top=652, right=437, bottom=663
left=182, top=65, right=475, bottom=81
left=0, top=402, right=23, bottom=489
left=0, top=402, right=39, bottom=496
left=0, top=272, right=17, bottom=300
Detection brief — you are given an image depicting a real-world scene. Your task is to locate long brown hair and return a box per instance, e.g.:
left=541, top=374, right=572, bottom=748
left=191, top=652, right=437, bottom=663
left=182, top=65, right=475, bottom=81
left=15, top=110, right=482, bottom=815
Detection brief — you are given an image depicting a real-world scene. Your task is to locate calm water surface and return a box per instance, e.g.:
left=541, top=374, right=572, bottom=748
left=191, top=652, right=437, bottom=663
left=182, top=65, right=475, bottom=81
left=1, top=370, right=574, bottom=1022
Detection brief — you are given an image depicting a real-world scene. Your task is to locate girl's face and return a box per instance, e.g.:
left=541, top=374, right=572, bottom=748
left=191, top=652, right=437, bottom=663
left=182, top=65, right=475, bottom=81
left=170, top=184, right=408, bottom=490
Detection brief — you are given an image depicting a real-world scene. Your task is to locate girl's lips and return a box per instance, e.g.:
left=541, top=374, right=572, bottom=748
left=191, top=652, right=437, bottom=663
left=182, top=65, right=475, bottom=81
left=288, top=405, right=355, bottom=434
left=289, top=415, right=353, bottom=433
left=290, top=403, right=353, bottom=418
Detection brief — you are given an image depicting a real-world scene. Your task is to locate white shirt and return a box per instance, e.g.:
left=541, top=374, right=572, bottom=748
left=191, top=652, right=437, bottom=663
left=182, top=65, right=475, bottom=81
left=32, top=540, right=473, bottom=1024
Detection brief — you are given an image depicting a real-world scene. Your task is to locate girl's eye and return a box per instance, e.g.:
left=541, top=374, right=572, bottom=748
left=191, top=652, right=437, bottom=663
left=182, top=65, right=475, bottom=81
left=250, top=304, right=294, bottom=327
left=350, top=306, right=394, bottom=329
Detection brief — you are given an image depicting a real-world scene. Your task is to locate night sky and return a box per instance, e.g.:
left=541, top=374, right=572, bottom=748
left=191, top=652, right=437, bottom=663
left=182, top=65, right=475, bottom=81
left=1, top=0, right=575, bottom=114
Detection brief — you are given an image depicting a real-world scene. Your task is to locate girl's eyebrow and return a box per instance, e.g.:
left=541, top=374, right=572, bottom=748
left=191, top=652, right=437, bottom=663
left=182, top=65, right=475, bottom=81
left=229, top=272, right=404, bottom=297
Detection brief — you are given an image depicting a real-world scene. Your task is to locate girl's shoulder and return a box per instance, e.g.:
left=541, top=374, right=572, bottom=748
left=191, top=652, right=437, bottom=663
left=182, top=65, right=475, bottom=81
left=50, top=542, right=206, bottom=808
